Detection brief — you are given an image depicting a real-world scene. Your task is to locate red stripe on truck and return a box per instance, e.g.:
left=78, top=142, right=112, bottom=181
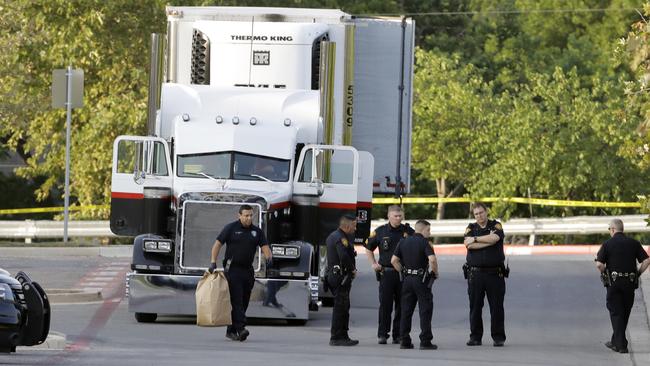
left=111, top=192, right=144, bottom=199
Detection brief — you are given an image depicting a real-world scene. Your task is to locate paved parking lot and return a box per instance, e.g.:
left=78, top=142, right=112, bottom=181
left=0, top=249, right=648, bottom=365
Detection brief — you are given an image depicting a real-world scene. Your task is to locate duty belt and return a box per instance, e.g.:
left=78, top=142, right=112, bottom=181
left=331, top=265, right=350, bottom=275
left=611, top=271, right=637, bottom=281
left=611, top=271, right=636, bottom=277
left=403, top=268, right=425, bottom=276
left=469, top=266, right=501, bottom=273
left=382, top=266, right=397, bottom=272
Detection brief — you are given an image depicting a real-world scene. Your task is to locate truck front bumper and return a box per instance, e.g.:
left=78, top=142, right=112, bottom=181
left=126, top=272, right=315, bottom=320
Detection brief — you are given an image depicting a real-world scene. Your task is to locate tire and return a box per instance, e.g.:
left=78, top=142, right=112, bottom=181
left=287, top=319, right=307, bottom=326
left=134, top=312, right=157, bottom=323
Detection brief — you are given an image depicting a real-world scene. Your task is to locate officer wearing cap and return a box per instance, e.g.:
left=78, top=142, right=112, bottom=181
left=326, top=213, right=359, bottom=346
left=209, top=204, right=272, bottom=342
left=365, top=205, right=414, bottom=345
left=596, top=218, right=650, bottom=354
left=391, top=219, right=438, bottom=350
left=463, top=202, right=507, bottom=347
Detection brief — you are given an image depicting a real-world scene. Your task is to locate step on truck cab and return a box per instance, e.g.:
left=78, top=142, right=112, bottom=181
left=110, top=6, right=414, bottom=324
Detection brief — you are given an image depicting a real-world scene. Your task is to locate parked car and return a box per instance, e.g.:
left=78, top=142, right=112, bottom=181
left=0, top=269, right=50, bottom=353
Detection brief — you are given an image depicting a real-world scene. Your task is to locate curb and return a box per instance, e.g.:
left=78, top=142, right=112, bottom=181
left=47, top=288, right=102, bottom=304
left=16, top=331, right=66, bottom=351
left=356, top=244, right=616, bottom=256
left=629, top=277, right=650, bottom=364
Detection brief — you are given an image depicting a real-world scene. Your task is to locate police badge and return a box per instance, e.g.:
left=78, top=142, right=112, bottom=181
left=341, top=238, right=349, bottom=247
left=251, top=231, right=257, bottom=237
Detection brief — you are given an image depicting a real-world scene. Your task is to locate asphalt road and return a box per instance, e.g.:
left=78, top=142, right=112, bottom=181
left=0, top=253, right=648, bottom=366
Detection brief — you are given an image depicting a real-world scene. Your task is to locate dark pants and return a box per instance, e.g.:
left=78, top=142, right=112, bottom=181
left=606, top=280, right=635, bottom=350
left=467, top=271, right=506, bottom=342
left=225, top=266, right=254, bottom=334
left=330, top=282, right=352, bottom=340
left=378, top=269, right=402, bottom=339
left=399, top=275, right=433, bottom=344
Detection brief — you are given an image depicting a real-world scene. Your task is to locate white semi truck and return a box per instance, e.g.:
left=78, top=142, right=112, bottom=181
left=110, top=6, right=414, bottom=324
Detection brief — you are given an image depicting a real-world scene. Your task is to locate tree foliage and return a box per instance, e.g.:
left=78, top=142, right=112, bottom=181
left=1, top=0, right=649, bottom=220
left=0, top=0, right=167, bottom=217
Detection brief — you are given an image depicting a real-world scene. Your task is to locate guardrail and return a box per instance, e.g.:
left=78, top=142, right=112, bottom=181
left=1, top=215, right=648, bottom=244
left=373, top=215, right=650, bottom=245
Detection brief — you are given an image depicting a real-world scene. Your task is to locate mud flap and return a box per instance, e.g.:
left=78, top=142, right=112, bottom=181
left=14, top=272, right=50, bottom=346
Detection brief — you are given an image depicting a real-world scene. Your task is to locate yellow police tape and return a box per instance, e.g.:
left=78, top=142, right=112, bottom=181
left=0, top=205, right=109, bottom=215
left=372, top=197, right=640, bottom=208
left=0, top=197, right=640, bottom=215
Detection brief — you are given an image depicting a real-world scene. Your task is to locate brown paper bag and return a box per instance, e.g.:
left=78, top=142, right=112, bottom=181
left=196, top=271, right=232, bottom=327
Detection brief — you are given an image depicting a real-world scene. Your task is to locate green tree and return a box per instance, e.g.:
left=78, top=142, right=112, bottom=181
left=0, top=0, right=167, bottom=218
left=412, top=48, right=498, bottom=220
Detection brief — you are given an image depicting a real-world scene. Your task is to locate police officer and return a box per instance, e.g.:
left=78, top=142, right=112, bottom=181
left=595, top=218, right=650, bottom=353
left=209, top=204, right=272, bottom=342
left=391, top=220, right=438, bottom=350
left=326, top=214, right=359, bottom=346
left=463, top=202, right=507, bottom=347
left=365, top=205, right=414, bottom=345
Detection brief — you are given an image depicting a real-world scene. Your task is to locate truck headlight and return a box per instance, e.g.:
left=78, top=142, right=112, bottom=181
left=270, top=244, right=300, bottom=259
left=272, top=246, right=285, bottom=256
left=285, top=247, right=299, bottom=257
left=144, top=241, right=158, bottom=251
left=143, top=240, right=173, bottom=253
left=157, top=241, right=171, bottom=252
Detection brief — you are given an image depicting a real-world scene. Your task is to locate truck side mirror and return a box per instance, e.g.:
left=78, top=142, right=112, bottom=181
left=133, top=171, right=146, bottom=185
left=133, top=141, right=145, bottom=184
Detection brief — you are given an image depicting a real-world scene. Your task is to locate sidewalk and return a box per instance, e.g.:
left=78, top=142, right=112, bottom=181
left=630, top=277, right=650, bottom=365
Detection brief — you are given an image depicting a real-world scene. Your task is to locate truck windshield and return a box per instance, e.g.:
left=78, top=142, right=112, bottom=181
left=177, top=152, right=290, bottom=182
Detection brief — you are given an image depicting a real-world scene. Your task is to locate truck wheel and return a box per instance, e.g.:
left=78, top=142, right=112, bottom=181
left=135, top=312, right=157, bottom=323
left=287, top=319, right=307, bottom=326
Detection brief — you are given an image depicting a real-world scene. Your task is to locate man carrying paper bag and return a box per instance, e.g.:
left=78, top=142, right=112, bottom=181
left=207, top=204, right=272, bottom=342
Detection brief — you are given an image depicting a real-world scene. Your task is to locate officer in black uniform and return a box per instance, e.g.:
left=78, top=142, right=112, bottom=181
left=209, top=204, right=272, bottom=342
left=391, top=220, right=438, bottom=350
left=326, top=213, right=359, bottom=346
left=463, top=202, right=507, bottom=347
left=595, top=218, right=650, bottom=353
left=365, top=205, right=414, bottom=344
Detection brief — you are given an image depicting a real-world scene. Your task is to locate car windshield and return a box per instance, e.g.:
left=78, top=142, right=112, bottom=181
left=177, top=152, right=290, bottom=182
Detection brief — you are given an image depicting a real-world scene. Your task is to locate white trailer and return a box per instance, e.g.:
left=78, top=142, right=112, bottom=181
left=110, top=6, right=414, bottom=323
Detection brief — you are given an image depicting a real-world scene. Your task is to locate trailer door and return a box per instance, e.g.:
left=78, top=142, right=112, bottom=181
left=110, top=136, right=173, bottom=236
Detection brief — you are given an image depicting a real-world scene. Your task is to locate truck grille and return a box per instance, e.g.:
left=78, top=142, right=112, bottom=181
left=179, top=201, right=262, bottom=270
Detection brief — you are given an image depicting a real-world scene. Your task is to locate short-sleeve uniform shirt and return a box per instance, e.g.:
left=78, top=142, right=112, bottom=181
left=393, top=233, right=434, bottom=270
left=596, top=232, right=648, bottom=273
left=217, top=220, right=267, bottom=268
left=326, top=229, right=356, bottom=273
left=464, top=219, right=505, bottom=267
left=365, top=223, right=414, bottom=267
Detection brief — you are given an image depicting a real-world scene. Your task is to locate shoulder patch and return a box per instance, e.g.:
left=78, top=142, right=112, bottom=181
left=369, top=230, right=376, bottom=238
left=464, top=227, right=471, bottom=235
left=403, top=232, right=408, bottom=238
left=495, top=223, right=503, bottom=230
left=341, top=238, right=349, bottom=247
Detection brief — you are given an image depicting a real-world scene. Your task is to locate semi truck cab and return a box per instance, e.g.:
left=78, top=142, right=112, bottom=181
left=109, top=6, right=414, bottom=323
